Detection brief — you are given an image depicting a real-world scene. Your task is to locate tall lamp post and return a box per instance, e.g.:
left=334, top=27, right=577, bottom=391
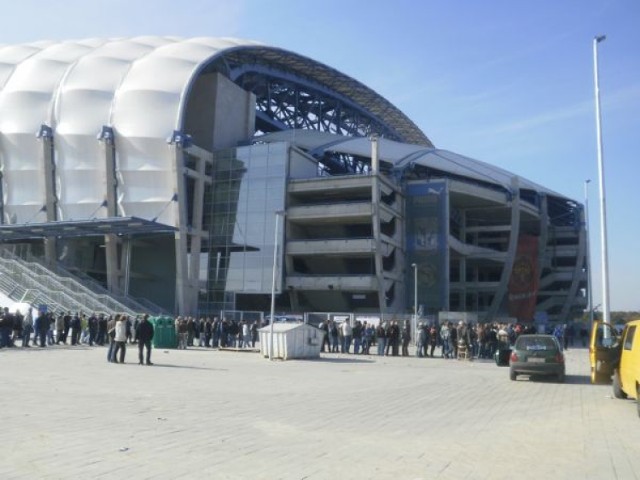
left=411, top=263, right=418, bottom=327
left=592, top=35, right=611, bottom=333
left=584, top=179, right=594, bottom=328
left=269, top=210, right=285, bottom=360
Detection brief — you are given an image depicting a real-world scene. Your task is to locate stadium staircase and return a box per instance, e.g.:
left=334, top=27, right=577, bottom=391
left=0, top=249, right=168, bottom=317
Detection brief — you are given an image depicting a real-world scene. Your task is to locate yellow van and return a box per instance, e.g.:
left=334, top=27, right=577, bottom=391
left=590, top=319, right=640, bottom=417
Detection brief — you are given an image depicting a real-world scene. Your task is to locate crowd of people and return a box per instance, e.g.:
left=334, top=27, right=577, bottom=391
left=0, top=306, right=590, bottom=363
left=0, top=310, right=263, bottom=360
left=173, top=316, right=260, bottom=350
left=316, top=319, right=589, bottom=359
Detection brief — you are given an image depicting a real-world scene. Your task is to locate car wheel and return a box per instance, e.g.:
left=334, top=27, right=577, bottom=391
left=510, top=369, right=517, bottom=381
left=557, top=372, right=565, bottom=383
left=612, top=370, right=627, bottom=399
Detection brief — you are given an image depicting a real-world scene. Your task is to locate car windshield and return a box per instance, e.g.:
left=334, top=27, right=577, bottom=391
left=516, top=336, right=557, bottom=351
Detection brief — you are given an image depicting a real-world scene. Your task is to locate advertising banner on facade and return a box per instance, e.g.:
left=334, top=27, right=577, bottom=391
left=508, top=235, right=539, bottom=322
left=405, top=181, right=448, bottom=314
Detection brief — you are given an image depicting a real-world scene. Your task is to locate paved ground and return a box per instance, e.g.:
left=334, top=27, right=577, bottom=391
left=1, top=342, right=639, bottom=480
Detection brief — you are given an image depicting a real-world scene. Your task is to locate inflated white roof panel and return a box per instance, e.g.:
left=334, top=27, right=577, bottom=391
left=0, top=37, right=260, bottom=225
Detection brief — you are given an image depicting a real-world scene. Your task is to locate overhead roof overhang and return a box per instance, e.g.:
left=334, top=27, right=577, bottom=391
left=0, top=217, right=176, bottom=242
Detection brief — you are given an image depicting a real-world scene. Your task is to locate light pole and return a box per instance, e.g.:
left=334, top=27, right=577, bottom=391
left=584, top=179, right=594, bottom=328
left=269, top=210, right=285, bottom=360
left=592, top=35, right=611, bottom=334
left=411, top=263, right=418, bottom=327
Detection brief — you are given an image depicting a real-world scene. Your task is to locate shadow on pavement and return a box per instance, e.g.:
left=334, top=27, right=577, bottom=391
left=135, top=363, right=229, bottom=371
left=564, top=374, right=592, bottom=385
left=312, top=357, right=375, bottom=364
left=522, top=374, right=591, bottom=385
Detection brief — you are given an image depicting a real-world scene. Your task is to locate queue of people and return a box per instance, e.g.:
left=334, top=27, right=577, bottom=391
left=1, top=305, right=589, bottom=363
left=315, top=319, right=549, bottom=360
left=0, top=308, right=157, bottom=366
left=173, top=316, right=260, bottom=350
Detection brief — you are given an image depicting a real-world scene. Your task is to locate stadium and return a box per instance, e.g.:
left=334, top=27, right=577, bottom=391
left=0, top=37, right=588, bottom=323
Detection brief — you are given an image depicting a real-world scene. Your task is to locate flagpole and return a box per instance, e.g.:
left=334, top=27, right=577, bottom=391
left=592, top=35, right=611, bottom=334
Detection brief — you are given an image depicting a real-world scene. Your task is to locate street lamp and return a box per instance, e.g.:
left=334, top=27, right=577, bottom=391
left=411, top=263, right=418, bottom=327
left=269, top=210, right=285, bottom=360
left=584, top=179, right=594, bottom=328
left=592, top=35, right=611, bottom=335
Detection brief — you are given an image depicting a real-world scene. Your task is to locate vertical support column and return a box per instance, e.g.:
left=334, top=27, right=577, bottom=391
left=536, top=194, right=548, bottom=288
left=38, top=125, right=57, bottom=266
left=185, top=146, right=212, bottom=315
left=173, top=147, right=189, bottom=316
left=460, top=209, right=467, bottom=311
left=99, top=126, right=121, bottom=294
left=370, top=135, right=386, bottom=313
left=486, top=177, right=520, bottom=322
left=169, top=134, right=194, bottom=316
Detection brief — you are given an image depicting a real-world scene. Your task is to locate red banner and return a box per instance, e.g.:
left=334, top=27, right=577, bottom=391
left=508, top=235, right=539, bottom=322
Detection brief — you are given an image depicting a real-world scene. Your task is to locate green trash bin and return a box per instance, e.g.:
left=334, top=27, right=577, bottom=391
left=150, top=317, right=162, bottom=349
left=151, top=316, right=177, bottom=349
left=165, top=316, right=177, bottom=348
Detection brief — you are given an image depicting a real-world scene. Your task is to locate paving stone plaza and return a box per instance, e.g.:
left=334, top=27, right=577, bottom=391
left=1, top=344, right=639, bottom=479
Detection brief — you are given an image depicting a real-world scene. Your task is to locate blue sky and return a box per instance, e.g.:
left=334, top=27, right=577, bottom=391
left=3, top=0, right=639, bottom=311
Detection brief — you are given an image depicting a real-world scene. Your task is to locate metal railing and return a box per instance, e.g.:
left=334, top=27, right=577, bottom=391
left=1, top=248, right=169, bottom=315
left=0, top=251, right=137, bottom=316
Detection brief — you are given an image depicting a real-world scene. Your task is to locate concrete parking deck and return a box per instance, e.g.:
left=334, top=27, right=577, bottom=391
left=1, top=344, right=639, bottom=479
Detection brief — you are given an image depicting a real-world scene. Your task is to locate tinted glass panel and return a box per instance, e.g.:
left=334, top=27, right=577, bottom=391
left=515, top=336, right=558, bottom=351
left=200, top=144, right=286, bottom=313
left=624, top=325, right=636, bottom=350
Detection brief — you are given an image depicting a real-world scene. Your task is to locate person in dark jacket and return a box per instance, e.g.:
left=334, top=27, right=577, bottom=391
left=70, top=312, right=82, bottom=345
left=36, top=311, right=49, bottom=348
left=87, top=313, right=98, bottom=346
left=136, top=314, right=154, bottom=365
left=401, top=321, right=411, bottom=356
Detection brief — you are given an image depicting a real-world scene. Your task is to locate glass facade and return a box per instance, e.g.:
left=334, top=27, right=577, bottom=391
left=199, top=143, right=287, bottom=313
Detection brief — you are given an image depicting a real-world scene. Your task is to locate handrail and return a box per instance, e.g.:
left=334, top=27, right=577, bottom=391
left=0, top=247, right=169, bottom=315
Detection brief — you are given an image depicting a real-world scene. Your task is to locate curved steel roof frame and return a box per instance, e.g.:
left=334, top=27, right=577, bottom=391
left=215, top=46, right=432, bottom=146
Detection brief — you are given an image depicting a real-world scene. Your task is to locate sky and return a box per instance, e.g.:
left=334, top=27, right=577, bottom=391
left=2, top=0, right=639, bottom=311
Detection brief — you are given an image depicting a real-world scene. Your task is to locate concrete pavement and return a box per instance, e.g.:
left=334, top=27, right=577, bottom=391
left=1, top=343, right=639, bottom=479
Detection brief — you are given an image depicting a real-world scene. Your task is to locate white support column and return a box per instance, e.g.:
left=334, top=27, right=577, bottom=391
left=38, top=125, right=57, bottom=266
left=370, top=135, right=386, bottom=313
left=172, top=144, right=190, bottom=316
left=99, top=126, right=121, bottom=294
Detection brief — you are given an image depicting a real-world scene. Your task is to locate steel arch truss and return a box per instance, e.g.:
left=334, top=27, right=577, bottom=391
left=248, top=74, right=400, bottom=140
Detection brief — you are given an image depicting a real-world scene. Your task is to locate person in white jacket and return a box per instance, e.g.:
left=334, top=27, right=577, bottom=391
left=341, top=320, right=353, bottom=354
left=113, top=315, right=128, bottom=363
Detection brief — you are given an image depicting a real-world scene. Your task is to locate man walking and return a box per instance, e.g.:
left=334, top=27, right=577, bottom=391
left=136, top=314, right=154, bottom=365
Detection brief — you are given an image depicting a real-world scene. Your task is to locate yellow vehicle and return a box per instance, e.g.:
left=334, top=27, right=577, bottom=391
left=590, top=320, right=640, bottom=417
left=589, top=321, right=621, bottom=384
